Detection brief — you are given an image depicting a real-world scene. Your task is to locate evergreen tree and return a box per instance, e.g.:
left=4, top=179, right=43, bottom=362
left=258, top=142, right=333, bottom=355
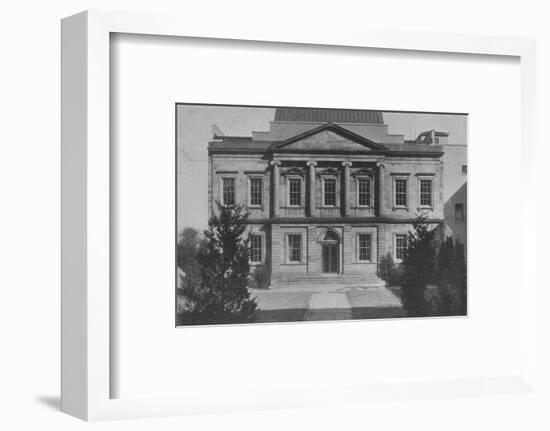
left=454, top=242, right=467, bottom=315
left=434, top=237, right=467, bottom=316
left=177, top=202, right=257, bottom=325
left=401, top=215, right=436, bottom=317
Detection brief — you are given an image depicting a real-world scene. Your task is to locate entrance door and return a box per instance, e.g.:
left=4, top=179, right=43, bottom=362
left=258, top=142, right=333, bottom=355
left=322, top=243, right=339, bottom=273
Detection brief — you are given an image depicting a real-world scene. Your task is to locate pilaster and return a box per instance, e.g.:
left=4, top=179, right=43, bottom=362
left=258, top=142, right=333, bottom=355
left=306, top=161, right=317, bottom=217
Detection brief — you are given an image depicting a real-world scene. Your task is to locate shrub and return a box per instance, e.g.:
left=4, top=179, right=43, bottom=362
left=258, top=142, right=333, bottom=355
left=249, top=264, right=270, bottom=289
left=377, top=253, right=404, bottom=286
left=177, top=202, right=257, bottom=325
left=176, top=227, right=204, bottom=290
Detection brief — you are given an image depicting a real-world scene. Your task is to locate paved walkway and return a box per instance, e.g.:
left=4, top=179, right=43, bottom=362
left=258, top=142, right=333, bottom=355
left=251, top=286, right=405, bottom=323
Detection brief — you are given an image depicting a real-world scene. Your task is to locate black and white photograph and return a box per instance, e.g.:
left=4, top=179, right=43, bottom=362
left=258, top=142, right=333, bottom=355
left=176, top=104, right=467, bottom=325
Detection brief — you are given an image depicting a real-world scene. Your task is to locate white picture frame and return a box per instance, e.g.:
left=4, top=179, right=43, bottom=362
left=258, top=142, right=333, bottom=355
left=61, top=9, right=538, bottom=421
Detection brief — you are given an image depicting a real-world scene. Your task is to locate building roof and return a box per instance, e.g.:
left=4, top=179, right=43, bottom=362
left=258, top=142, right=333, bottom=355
left=383, top=144, right=444, bottom=155
left=208, top=109, right=444, bottom=157
left=209, top=137, right=443, bottom=157
left=274, top=107, right=384, bottom=124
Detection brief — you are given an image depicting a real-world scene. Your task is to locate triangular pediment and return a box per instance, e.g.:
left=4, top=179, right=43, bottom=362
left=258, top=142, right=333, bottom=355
left=269, top=123, right=386, bottom=153
left=352, top=167, right=375, bottom=177
left=282, top=167, right=306, bottom=176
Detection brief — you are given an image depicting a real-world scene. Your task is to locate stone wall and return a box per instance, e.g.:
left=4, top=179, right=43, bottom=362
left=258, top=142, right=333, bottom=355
left=210, top=155, right=270, bottom=220
left=380, top=158, right=444, bottom=220
left=270, top=222, right=418, bottom=282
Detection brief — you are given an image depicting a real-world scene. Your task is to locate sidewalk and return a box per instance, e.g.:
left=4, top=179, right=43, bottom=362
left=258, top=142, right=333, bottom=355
left=251, top=286, right=405, bottom=323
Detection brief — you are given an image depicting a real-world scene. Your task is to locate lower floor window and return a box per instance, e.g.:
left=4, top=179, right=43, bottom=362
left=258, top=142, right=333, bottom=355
left=358, top=234, right=372, bottom=261
left=395, top=234, right=407, bottom=261
left=250, top=234, right=262, bottom=263
left=288, top=234, right=302, bottom=262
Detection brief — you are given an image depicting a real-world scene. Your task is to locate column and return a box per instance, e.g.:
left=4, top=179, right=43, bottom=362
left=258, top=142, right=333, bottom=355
left=270, top=161, right=281, bottom=217
left=376, top=162, right=385, bottom=217
left=342, top=161, right=352, bottom=217
left=306, top=161, right=317, bottom=217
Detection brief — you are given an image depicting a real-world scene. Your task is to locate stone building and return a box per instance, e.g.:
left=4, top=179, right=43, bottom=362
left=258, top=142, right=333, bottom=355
left=441, top=146, right=467, bottom=249
left=208, top=108, right=446, bottom=288
left=410, top=128, right=467, bottom=249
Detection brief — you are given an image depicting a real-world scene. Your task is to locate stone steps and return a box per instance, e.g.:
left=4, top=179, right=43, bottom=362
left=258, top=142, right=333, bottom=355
left=279, top=276, right=383, bottom=283
left=270, top=274, right=387, bottom=291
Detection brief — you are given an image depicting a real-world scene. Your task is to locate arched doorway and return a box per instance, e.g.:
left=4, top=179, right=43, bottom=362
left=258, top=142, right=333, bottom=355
left=320, top=230, right=340, bottom=274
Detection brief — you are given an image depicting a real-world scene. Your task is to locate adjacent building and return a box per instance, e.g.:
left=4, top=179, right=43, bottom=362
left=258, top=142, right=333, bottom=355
left=208, top=108, right=457, bottom=288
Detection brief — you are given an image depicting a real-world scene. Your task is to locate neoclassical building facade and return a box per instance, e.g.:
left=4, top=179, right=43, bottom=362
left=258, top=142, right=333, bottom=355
left=208, top=108, right=446, bottom=287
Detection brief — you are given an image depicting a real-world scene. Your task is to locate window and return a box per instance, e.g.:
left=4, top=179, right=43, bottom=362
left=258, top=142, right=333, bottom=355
left=419, top=179, right=433, bottom=207
left=461, top=165, right=467, bottom=175
left=222, top=177, right=235, bottom=206
left=249, top=234, right=262, bottom=263
left=455, top=203, right=465, bottom=221
left=288, top=234, right=302, bottom=262
left=394, top=178, right=408, bottom=207
left=249, top=177, right=262, bottom=206
left=357, top=177, right=371, bottom=206
left=323, top=178, right=337, bottom=206
left=395, top=234, right=407, bottom=261
left=358, top=234, right=372, bottom=262
left=288, top=178, right=301, bottom=206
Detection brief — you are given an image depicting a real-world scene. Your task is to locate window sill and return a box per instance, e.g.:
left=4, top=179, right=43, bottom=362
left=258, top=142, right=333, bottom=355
left=392, top=206, right=408, bottom=211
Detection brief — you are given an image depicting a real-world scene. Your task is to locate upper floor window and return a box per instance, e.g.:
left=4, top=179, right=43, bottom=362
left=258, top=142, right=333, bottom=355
left=323, top=178, right=337, bottom=206
left=287, top=234, right=302, bottom=263
left=395, top=234, right=407, bottom=261
left=394, top=178, right=408, bottom=207
left=222, top=177, right=235, bottom=206
left=358, top=233, right=372, bottom=262
left=288, top=178, right=302, bottom=206
left=419, top=179, right=433, bottom=207
left=249, top=234, right=262, bottom=263
left=357, top=177, right=371, bottom=207
left=249, top=177, right=263, bottom=207
left=455, top=203, right=465, bottom=221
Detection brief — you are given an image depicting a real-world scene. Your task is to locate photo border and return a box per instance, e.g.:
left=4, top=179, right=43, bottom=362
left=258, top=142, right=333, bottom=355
left=174, top=101, right=468, bottom=326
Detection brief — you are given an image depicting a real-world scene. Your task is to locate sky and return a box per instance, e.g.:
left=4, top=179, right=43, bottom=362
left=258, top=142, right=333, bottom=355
left=176, top=105, right=467, bottom=232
